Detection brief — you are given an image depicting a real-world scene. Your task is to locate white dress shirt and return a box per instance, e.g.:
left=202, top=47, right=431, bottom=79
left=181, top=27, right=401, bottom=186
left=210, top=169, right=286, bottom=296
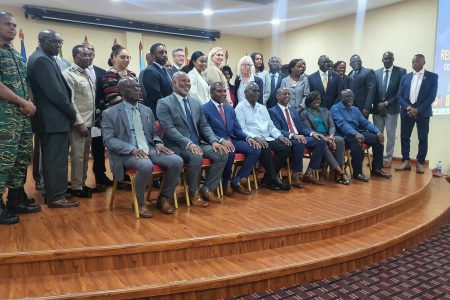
left=409, top=69, right=425, bottom=104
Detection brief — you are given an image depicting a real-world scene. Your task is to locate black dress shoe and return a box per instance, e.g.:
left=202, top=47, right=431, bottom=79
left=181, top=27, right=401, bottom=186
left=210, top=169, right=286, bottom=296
left=71, top=189, right=92, bottom=198
left=260, top=180, right=280, bottom=190
left=371, top=169, right=392, bottom=178
left=48, top=198, right=80, bottom=208
left=6, top=203, right=41, bottom=214
left=353, top=173, right=369, bottom=182
left=0, top=209, right=20, bottom=225
left=274, top=178, right=291, bottom=191
left=96, top=177, right=114, bottom=186
left=83, top=186, right=99, bottom=193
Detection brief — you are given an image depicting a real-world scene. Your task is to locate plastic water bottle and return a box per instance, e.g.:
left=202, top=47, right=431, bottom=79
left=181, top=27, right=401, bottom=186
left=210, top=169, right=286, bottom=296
left=436, top=161, right=443, bottom=174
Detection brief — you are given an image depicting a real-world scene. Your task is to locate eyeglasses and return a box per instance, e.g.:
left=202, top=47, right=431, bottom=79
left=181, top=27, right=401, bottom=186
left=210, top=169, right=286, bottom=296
left=242, top=63, right=253, bottom=67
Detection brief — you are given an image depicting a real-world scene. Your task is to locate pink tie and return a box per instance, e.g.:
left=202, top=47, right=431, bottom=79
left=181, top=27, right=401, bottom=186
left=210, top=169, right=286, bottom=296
left=219, top=104, right=226, bottom=124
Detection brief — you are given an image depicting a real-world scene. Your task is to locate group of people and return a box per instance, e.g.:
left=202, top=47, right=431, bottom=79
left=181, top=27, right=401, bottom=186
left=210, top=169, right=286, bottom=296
left=0, top=11, right=438, bottom=223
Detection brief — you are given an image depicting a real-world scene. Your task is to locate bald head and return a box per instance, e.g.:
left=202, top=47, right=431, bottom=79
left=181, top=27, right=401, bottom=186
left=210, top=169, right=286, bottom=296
left=38, top=29, right=62, bottom=56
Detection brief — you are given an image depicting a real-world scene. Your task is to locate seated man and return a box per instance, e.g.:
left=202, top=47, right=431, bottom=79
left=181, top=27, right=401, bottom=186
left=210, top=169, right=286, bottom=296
left=202, top=82, right=261, bottom=196
left=102, top=77, right=183, bottom=218
left=235, top=82, right=291, bottom=191
left=269, top=87, right=327, bottom=187
left=330, top=89, right=392, bottom=182
left=156, top=72, right=228, bottom=206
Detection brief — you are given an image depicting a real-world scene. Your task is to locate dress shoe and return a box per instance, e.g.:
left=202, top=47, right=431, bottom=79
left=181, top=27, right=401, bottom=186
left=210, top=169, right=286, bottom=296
left=223, top=183, right=234, bottom=197
left=201, top=189, right=223, bottom=203
left=83, top=186, right=99, bottom=193
left=274, top=178, right=291, bottom=191
left=95, top=176, right=114, bottom=186
left=117, top=182, right=132, bottom=190
left=158, top=196, right=174, bottom=214
left=71, top=189, right=92, bottom=198
left=138, top=205, right=153, bottom=218
left=353, top=173, right=369, bottom=182
left=47, top=198, right=80, bottom=208
left=232, top=183, right=251, bottom=195
left=394, top=160, right=411, bottom=171
left=0, top=209, right=20, bottom=225
left=445, top=176, right=450, bottom=184
left=371, top=169, right=392, bottom=179
left=291, top=173, right=304, bottom=189
left=6, top=202, right=41, bottom=214
left=303, top=173, right=325, bottom=185
left=190, top=192, right=209, bottom=207
left=416, top=163, right=424, bottom=174
left=383, top=161, right=392, bottom=168
left=6, top=188, right=41, bottom=214
left=260, top=180, right=280, bottom=190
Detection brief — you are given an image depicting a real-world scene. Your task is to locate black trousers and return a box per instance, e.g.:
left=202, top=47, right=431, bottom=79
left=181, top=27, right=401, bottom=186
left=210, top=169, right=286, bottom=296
left=91, top=135, right=107, bottom=180
left=344, top=131, right=383, bottom=175
left=260, top=139, right=290, bottom=182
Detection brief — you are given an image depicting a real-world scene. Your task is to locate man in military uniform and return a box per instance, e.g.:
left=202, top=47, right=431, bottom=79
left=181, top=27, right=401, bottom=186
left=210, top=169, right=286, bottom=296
left=0, top=12, right=41, bottom=225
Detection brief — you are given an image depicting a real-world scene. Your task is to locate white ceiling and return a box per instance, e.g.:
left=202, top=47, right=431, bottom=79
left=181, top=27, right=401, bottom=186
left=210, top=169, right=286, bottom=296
left=3, top=0, right=404, bottom=38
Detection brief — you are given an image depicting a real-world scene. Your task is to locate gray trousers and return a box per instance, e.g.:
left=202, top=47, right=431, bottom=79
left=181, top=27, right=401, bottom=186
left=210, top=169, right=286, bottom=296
left=122, top=148, right=183, bottom=207
left=373, top=113, right=398, bottom=162
left=324, top=135, right=345, bottom=169
left=69, top=127, right=91, bottom=190
left=178, top=144, right=228, bottom=195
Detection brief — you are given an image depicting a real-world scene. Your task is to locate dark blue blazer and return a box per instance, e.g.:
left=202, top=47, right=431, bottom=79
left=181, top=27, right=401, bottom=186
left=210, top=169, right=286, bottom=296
left=202, top=100, right=247, bottom=141
left=397, top=70, right=438, bottom=118
left=266, top=71, right=286, bottom=108
left=308, top=70, right=340, bottom=110
left=268, top=105, right=312, bottom=138
left=142, top=63, right=173, bottom=116
left=373, top=65, right=406, bottom=115
left=234, top=76, right=264, bottom=105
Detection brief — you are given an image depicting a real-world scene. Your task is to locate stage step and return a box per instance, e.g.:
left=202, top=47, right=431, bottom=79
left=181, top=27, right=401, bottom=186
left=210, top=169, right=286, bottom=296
left=2, top=179, right=448, bottom=300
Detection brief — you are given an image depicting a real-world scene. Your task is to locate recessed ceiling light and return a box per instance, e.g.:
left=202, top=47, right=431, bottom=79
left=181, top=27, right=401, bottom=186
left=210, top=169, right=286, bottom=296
left=271, top=19, right=280, bottom=25
left=203, top=9, right=214, bottom=16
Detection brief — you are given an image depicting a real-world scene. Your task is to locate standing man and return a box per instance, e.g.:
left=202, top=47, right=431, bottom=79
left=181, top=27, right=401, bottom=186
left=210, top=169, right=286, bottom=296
left=266, top=56, right=285, bottom=108
left=347, top=54, right=376, bottom=117
left=63, top=45, right=95, bottom=198
left=142, top=43, right=173, bottom=116
left=395, top=54, right=438, bottom=174
left=202, top=82, right=261, bottom=196
left=373, top=51, right=406, bottom=168
left=308, top=55, right=340, bottom=110
left=157, top=72, right=228, bottom=206
left=102, top=77, right=183, bottom=217
left=0, top=12, right=41, bottom=224
left=170, top=48, right=185, bottom=75
left=28, top=29, right=79, bottom=208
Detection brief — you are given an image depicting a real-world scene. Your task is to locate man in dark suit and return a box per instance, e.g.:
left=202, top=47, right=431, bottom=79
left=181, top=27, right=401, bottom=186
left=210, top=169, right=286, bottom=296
left=28, top=29, right=79, bottom=208
left=202, top=82, right=261, bottom=197
left=308, top=55, right=340, bottom=110
left=142, top=43, right=173, bottom=115
left=373, top=51, right=407, bottom=168
left=347, top=54, right=376, bottom=117
left=395, top=54, right=438, bottom=174
left=269, top=88, right=327, bottom=187
left=266, top=56, right=285, bottom=108
left=169, top=48, right=185, bottom=76
left=157, top=72, right=228, bottom=206
left=102, top=77, right=183, bottom=217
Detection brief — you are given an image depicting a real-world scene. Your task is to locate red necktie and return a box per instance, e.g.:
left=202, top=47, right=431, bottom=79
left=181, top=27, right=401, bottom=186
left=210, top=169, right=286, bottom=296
left=219, top=104, right=226, bottom=124
left=284, top=108, right=295, bottom=133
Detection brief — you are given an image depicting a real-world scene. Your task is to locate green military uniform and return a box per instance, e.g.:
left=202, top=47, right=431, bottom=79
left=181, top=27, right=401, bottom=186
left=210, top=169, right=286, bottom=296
left=0, top=43, right=33, bottom=193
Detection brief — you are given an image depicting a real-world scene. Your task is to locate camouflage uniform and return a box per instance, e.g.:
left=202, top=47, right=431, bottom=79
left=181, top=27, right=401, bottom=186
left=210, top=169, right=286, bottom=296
left=0, top=43, right=33, bottom=193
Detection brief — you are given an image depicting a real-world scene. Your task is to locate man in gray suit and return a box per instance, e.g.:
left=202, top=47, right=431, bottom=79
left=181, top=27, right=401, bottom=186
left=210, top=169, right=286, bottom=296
left=157, top=72, right=228, bottom=207
left=373, top=51, right=406, bottom=168
left=102, top=77, right=183, bottom=218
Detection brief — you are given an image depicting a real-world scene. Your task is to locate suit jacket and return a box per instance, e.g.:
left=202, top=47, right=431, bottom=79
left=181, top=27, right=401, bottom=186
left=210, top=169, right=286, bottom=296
left=142, top=63, right=173, bottom=115
left=300, top=107, right=336, bottom=136
left=308, top=70, right=340, bottom=110
left=346, top=67, right=376, bottom=112
left=280, top=75, right=310, bottom=109
left=101, top=102, right=162, bottom=181
left=156, top=93, right=218, bottom=154
left=397, top=70, right=438, bottom=118
left=268, top=105, right=312, bottom=138
left=373, top=66, right=406, bottom=115
left=234, top=75, right=264, bottom=105
left=202, top=100, right=247, bottom=142
left=27, top=47, right=76, bottom=133
left=266, top=71, right=285, bottom=108
left=188, top=68, right=210, bottom=104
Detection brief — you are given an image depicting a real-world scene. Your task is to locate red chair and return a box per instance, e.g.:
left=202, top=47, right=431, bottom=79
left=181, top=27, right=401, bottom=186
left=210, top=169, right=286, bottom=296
left=232, top=153, right=258, bottom=191
left=344, top=143, right=372, bottom=177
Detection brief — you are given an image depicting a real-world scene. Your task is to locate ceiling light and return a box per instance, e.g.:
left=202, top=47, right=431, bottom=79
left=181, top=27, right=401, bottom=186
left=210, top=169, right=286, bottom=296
left=203, top=9, right=214, bottom=16
left=271, top=19, right=280, bottom=25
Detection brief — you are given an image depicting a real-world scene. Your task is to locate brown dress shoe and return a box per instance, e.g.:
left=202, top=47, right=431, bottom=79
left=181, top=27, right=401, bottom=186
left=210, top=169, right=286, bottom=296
left=201, top=189, right=223, bottom=203
left=383, top=161, right=391, bottom=168
left=47, top=198, right=80, bottom=208
left=445, top=176, right=450, bottom=184
left=394, top=160, right=411, bottom=171
left=232, top=183, right=251, bottom=195
left=416, top=163, right=424, bottom=174
left=190, top=192, right=209, bottom=207
left=291, top=173, right=304, bottom=188
left=139, top=206, right=153, bottom=218
left=158, top=196, right=174, bottom=214
left=223, top=183, right=234, bottom=197
left=303, top=173, right=324, bottom=185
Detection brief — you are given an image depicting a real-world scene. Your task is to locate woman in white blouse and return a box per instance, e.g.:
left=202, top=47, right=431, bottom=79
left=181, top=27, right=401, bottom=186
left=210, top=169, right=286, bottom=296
left=251, top=52, right=270, bottom=105
left=187, top=51, right=210, bottom=104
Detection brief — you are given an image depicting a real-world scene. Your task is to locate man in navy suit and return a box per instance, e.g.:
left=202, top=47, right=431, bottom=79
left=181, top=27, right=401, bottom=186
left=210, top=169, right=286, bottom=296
left=373, top=51, right=406, bottom=168
left=269, top=87, right=327, bottom=187
left=395, top=54, right=438, bottom=174
left=266, top=56, right=285, bottom=108
left=347, top=54, right=376, bottom=118
left=142, top=43, right=173, bottom=116
left=308, top=55, right=340, bottom=110
left=202, top=82, right=261, bottom=196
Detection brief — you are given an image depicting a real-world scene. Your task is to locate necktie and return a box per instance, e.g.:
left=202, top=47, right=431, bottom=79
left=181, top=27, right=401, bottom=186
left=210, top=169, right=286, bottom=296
left=132, top=107, right=150, bottom=153
left=183, top=98, right=199, bottom=144
left=218, top=104, right=226, bottom=124
left=270, top=73, right=276, bottom=96
left=381, top=69, right=389, bottom=100
left=284, top=108, right=295, bottom=134
left=322, top=72, right=328, bottom=91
